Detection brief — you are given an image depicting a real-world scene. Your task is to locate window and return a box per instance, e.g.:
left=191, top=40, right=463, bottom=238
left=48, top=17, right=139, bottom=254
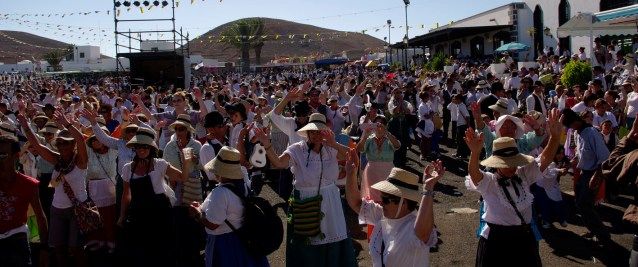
left=79, top=52, right=85, bottom=58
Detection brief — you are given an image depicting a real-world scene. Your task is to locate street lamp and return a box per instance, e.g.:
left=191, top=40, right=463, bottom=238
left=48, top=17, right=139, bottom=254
left=403, top=0, right=410, bottom=70
left=387, top=19, right=392, bottom=63
left=384, top=43, right=389, bottom=63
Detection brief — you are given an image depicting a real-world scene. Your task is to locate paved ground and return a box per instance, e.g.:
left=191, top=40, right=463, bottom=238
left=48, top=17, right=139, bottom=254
left=261, top=140, right=635, bottom=267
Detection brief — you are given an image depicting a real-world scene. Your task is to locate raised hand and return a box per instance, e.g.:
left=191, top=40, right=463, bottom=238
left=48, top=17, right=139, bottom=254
left=321, top=129, right=337, bottom=147
left=464, top=127, right=484, bottom=154
left=546, top=108, right=562, bottom=138
left=423, top=159, right=445, bottom=190
left=252, top=127, right=271, bottom=147
left=16, top=113, right=29, bottom=128
left=53, top=109, right=70, bottom=128
left=470, top=102, right=480, bottom=114
left=344, top=148, right=359, bottom=178
left=81, top=108, right=98, bottom=125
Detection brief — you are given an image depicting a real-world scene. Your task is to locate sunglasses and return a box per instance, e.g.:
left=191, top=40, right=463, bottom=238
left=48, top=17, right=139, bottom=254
left=133, top=144, right=152, bottom=150
left=174, top=126, right=187, bottom=132
left=380, top=194, right=401, bottom=205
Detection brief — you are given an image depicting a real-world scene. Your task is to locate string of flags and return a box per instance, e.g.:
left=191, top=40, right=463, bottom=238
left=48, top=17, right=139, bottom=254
left=0, top=31, right=69, bottom=50
left=0, top=18, right=110, bottom=43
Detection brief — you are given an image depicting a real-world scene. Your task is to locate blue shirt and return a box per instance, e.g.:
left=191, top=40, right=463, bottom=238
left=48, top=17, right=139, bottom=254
left=576, top=127, right=610, bottom=171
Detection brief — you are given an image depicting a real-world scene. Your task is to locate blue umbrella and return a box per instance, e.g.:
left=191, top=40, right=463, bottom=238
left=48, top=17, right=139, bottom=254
left=495, top=42, right=530, bottom=52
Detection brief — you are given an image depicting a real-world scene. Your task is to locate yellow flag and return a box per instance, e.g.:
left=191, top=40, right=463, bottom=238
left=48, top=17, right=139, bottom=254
left=191, top=0, right=195, bottom=4
left=140, top=7, right=144, bottom=13
left=275, top=35, right=280, bottom=39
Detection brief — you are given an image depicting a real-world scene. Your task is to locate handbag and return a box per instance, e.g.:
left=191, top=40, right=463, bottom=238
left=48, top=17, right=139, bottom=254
left=288, top=146, right=325, bottom=239
left=61, top=175, right=103, bottom=234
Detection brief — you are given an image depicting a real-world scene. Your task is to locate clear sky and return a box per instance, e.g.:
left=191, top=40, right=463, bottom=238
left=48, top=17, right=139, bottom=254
left=1, top=0, right=512, bottom=57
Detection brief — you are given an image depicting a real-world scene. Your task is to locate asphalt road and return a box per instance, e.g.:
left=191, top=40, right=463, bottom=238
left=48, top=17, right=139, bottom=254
left=260, top=140, right=635, bottom=267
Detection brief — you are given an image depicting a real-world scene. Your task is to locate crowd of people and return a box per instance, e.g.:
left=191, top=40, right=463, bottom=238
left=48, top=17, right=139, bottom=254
left=2, top=39, right=638, bottom=267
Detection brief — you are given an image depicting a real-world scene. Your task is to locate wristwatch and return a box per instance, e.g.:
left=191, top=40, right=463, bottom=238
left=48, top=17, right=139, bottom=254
left=421, top=189, right=435, bottom=197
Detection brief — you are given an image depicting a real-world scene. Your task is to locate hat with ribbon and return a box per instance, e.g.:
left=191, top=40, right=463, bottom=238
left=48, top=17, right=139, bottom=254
left=203, top=146, right=243, bottom=180
left=480, top=137, right=534, bottom=168
left=488, top=98, right=511, bottom=116
left=371, top=167, right=424, bottom=203
left=169, top=114, right=195, bottom=133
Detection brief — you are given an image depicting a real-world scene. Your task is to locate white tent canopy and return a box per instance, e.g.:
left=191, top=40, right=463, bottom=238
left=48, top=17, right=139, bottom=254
left=557, top=4, right=638, bottom=38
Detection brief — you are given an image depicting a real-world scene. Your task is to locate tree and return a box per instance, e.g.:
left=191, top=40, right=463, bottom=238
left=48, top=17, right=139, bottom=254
left=560, top=60, right=592, bottom=89
left=43, top=50, right=65, bottom=71
left=220, top=18, right=266, bottom=72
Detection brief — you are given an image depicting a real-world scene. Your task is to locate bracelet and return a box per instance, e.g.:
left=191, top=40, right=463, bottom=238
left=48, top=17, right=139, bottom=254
left=421, top=189, right=435, bottom=197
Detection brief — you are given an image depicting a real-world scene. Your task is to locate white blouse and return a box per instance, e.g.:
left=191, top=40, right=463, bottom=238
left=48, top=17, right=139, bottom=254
left=359, top=200, right=437, bottom=267
left=86, top=147, right=118, bottom=181
left=283, top=141, right=339, bottom=188
left=201, top=185, right=244, bottom=235
left=121, top=158, right=171, bottom=195
left=465, top=161, right=542, bottom=238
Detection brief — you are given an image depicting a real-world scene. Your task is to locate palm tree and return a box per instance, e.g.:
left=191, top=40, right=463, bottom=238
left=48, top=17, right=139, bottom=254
left=43, top=47, right=74, bottom=71
left=220, top=18, right=266, bottom=72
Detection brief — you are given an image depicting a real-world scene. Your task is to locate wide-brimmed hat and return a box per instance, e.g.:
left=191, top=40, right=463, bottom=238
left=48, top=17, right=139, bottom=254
left=488, top=98, right=510, bottom=116
left=39, top=122, right=60, bottom=135
left=476, top=80, right=489, bottom=89
left=60, top=94, right=72, bottom=103
left=203, top=146, right=243, bottom=180
left=56, top=129, right=75, bottom=142
left=169, top=114, right=195, bottom=133
left=126, top=127, right=158, bottom=150
left=371, top=167, right=423, bottom=203
left=495, top=115, right=525, bottom=139
left=297, top=113, right=330, bottom=138
left=33, top=112, right=49, bottom=122
left=0, top=121, right=17, bottom=136
left=481, top=137, right=534, bottom=168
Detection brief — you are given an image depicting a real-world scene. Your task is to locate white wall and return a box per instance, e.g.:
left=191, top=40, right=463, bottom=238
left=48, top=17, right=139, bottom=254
left=74, top=46, right=101, bottom=63
left=523, top=0, right=601, bottom=54
left=0, top=63, right=34, bottom=73
left=451, top=4, right=513, bottom=28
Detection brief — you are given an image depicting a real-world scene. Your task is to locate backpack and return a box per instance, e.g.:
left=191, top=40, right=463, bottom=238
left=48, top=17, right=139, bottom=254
left=221, top=184, right=284, bottom=257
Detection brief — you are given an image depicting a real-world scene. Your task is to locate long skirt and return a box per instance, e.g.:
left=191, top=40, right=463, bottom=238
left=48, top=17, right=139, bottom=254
left=205, top=232, right=269, bottom=267
left=475, top=223, right=541, bottom=267
left=360, top=161, right=394, bottom=203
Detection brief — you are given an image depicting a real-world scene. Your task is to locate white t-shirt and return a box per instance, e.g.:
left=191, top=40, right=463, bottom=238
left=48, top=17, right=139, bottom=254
left=571, top=101, right=590, bottom=114
left=200, top=139, right=223, bottom=180
left=592, top=111, right=618, bottom=128
left=52, top=167, right=88, bottom=209
left=283, top=141, right=339, bottom=188
left=201, top=185, right=244, bottom=235
left=447, top=102, right=469, bottom=126
left=359, top=200, right=437, bottom=267
left=627, top=92, right=638, bottom=118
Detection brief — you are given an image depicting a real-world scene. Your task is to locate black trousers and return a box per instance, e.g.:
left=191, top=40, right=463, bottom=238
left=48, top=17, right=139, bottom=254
left=575, top=169, right=610, bottom=241
left=476, top=223, right=541, bottom=267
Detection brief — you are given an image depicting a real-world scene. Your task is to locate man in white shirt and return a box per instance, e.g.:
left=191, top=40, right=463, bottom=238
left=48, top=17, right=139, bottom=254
left=526, top=81, right=547, bottom=116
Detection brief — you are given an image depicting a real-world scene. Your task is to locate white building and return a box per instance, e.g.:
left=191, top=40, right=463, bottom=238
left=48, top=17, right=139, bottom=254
left=404, top=0, right=637, bottom=61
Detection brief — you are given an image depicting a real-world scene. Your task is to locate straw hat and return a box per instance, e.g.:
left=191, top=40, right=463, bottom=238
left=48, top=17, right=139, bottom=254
left=33, top=112, right=49, bottom=122
left=488, top=98, right=511, bottom=116
left=0, top=121, right=17, bottom=136
left=126, top=127, right=158, bottom=150
left=39, top=122, right=60, bottom=135
left=476, top=80, right=490, bottom=89
left=297, top=113, right=330, bottom=138
left=203, top=146, right=243, bottom=180
left=481, top=137, right=534, bottom=169
left=371, top=167, right=423, bottom=203
left=169, top=114, right=195, bottom=133
left=495, top=115, right=525, bottom=139
left=56, top=129, right=75, bottom=142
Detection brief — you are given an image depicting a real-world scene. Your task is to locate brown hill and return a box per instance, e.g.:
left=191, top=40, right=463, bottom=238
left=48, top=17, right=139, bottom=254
left=189, top=17, right=385, bottom=63
left=0, top=30, right=71, bottom=64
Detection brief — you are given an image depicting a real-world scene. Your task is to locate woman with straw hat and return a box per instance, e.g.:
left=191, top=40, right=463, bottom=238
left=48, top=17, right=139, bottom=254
left=84, top=123, right=118, bottom=253
left=163, top=113, right=204, bottom=266
left=464, top=108, right=562, bottom=267
left=17, top=110, right=90, bottom=267
left=190, top=146, right=269, bottom=267
left=254, top=113, right=356, bottom=267
left=345, top=148, right=444, bottom=267
left=117, top=127, right=191, bottom=267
